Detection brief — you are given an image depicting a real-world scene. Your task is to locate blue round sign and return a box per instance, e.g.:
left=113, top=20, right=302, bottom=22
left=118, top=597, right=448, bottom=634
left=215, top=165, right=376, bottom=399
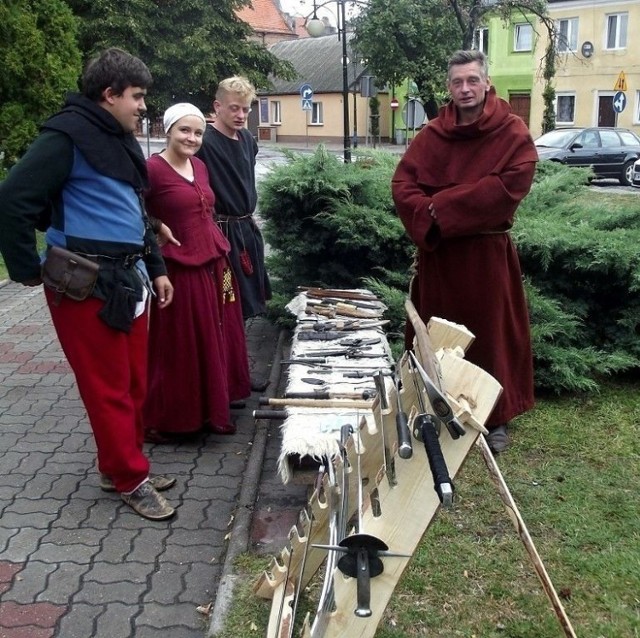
left=613, top=91, right=626, bottom=113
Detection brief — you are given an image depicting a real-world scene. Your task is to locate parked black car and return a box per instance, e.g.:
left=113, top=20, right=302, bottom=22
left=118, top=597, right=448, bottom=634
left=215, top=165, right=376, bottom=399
left=534, top=127, right=640, bottom=186
left=632, top=158, right=640, bottom=188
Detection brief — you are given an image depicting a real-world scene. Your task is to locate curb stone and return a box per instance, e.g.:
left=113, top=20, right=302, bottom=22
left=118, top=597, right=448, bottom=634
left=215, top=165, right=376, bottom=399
left=207, top=328, right=288, bottom=637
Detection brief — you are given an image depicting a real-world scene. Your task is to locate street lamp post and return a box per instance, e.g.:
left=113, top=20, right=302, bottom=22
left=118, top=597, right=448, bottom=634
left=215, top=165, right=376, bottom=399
left=306, top=0, right=352, bottom=163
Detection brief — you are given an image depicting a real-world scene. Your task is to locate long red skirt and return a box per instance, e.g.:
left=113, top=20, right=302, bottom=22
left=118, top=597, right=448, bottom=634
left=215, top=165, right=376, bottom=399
left=144, top=258, right=250, bottom=434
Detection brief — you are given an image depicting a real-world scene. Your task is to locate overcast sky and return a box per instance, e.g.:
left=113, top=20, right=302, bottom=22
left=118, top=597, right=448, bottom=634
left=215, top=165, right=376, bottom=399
left=278, top=0, right=312, bottom=16
left=278, top=0, right=355, bottom=25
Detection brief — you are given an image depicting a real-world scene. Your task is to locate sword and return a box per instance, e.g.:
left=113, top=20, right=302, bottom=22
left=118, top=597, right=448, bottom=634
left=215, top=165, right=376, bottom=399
left=258, top=398, right=373, bottom=409
left=273, top=389, right=377, bottom=401
left=312, top=428, right=410, bottom=619
left=287, top=463, right=326, bottom=638
left=308, top=425, right=352, bottom=637
left=373, top=369, right=395, bottom=486
left=407, top=352, right=454, bottom=507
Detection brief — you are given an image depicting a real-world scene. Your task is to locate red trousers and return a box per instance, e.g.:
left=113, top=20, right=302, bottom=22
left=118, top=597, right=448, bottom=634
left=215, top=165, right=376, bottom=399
left=45, top=290, right=150, bottom=492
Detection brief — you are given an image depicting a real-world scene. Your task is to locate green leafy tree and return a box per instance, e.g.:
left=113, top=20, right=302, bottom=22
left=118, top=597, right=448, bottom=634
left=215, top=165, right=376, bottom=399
left=65, top=0, right=294, bottom=116
left=352, top=0, right=458, bottom=118
left=353, top=0, right=556, bottom=124
left=0, top=0, right=81, bottom=170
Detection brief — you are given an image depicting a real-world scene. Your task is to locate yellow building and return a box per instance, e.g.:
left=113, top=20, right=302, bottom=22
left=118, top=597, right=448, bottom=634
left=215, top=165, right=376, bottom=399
left=530, top=0, right=640, bottom=138
left=258, top=33, right=391, bottom=147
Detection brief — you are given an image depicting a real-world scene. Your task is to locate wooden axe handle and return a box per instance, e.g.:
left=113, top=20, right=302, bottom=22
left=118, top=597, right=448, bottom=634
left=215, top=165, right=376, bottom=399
left=404, top=299, right=442, bottom=388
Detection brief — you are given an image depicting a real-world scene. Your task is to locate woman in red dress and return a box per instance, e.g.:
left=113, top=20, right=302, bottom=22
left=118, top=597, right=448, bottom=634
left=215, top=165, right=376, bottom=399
left=143, top=103, right=250, bottom=439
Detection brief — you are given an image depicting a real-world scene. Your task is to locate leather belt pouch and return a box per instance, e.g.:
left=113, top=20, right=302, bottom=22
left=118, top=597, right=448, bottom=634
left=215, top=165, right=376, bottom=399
left=41, top=246, right=99, bottom=304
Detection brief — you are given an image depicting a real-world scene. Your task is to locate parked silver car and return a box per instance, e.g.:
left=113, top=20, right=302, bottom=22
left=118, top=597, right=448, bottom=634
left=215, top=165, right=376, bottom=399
left=535, top=127, right=640, bottom=186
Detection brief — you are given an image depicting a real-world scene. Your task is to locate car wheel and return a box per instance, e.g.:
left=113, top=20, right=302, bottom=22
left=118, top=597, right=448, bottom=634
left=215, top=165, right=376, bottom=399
left=621, top=160, right=634, bottom=186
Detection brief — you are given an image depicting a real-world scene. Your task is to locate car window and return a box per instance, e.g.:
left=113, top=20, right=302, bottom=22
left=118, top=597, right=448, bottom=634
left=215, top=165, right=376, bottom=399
left=577, top=131, right=599, bottom=148
left=535, top=129, right=580, bottom=147
left=618, top=131, right=640, bottom=145
left=600, top=130, right=621, bottom=147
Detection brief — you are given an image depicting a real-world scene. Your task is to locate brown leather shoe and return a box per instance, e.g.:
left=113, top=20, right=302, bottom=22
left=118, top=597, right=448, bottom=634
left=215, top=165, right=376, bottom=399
left=485, top=424, right=510, bottom=454
left=121, top=481, right=175, bottom=521
left=100, top=474, right=176, bottom=493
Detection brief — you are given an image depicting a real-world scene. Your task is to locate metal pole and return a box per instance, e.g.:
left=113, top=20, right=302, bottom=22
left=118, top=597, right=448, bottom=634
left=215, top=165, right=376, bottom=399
left=340, top=0, right=352, bottom=163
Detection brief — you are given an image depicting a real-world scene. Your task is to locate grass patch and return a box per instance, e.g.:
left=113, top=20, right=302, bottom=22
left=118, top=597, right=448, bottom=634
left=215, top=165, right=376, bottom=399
left=0, top=255, right=7, bottom=281
left=216, top=381, right=640, bottom=637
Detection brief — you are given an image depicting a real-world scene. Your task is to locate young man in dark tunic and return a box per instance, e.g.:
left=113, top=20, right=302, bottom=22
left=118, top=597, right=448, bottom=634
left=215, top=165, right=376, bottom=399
left=392, top=50, right=538, bottom=454
left=196, top=76, right=271, bottom=321
left=196, top=76, right=271, bottom=393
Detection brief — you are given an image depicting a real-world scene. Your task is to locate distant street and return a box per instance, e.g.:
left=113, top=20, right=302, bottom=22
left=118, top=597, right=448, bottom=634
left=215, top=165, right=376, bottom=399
left=137, top=136, right=289, bottom=177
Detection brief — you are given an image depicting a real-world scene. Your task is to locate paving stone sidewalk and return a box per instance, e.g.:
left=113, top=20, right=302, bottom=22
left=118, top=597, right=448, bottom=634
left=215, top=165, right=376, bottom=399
left=0, top=281, right=284, bottom=638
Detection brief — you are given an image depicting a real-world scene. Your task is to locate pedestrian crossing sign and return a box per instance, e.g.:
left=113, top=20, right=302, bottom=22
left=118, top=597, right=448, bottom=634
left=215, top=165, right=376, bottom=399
left=613, top=71, right=627, bottom=92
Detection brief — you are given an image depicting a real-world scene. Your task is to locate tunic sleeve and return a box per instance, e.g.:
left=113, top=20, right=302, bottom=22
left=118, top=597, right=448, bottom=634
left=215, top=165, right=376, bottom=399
left=392, top=116, right=537, bottom=250
left=0, top=131, right=72, bottom=281
left=432, top=156, right=536, bottom=239
left=391, top=151, right=438, bottom=251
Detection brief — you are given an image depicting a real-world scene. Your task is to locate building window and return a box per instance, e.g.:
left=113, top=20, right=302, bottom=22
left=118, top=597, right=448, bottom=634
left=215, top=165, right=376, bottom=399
left=259, top=97, right=269, bottom=124
left=606, top=13, right=627, bottom=49
left=514, top=23, right=533, bottom=51
left=557, top=18, right=578, bottom=52
left=271, top=101, right=281, bottom=125
left=311, top=102, right=323, bottom=125
left=473, top=27, right=489, bottom=54
left=556, top=94, right=575, bottom=124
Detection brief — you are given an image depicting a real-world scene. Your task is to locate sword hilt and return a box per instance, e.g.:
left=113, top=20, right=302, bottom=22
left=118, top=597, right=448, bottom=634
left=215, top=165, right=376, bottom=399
left=417, top=413, right=454, bottom=507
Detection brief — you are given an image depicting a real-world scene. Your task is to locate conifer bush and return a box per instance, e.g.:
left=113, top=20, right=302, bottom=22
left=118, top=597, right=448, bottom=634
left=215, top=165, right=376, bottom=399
left=259, top=149, right=639, bottom=392
left=261, top=146, right=413, bottom=292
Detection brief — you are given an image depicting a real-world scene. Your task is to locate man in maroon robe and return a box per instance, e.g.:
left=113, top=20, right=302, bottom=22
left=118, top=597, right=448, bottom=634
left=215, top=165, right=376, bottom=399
left=392, top=50, right=538, bottom=453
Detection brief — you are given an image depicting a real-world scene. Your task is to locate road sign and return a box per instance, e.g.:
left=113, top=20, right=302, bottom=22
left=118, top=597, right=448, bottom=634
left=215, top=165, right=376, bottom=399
left=360, top=76, right=378, bottom=98
left=613, top=71, right=627, bottom=92
left=300, top=83, right=313, bottom=100
left=402, top=98, right=426, bottom=128
left=301, top=98, right=313, bottom=111
left=613, top=91, right=626, bottom=113
left=390, top=98, right=399, bottom=111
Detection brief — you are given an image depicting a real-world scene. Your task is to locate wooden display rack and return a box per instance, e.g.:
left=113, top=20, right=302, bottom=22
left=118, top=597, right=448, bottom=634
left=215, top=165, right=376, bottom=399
left=253, top=301, right=576, bottom=638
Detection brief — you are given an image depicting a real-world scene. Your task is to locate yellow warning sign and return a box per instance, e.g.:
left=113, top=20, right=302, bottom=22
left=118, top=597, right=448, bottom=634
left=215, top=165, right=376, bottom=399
left=613, top=71, right=627, bottom=92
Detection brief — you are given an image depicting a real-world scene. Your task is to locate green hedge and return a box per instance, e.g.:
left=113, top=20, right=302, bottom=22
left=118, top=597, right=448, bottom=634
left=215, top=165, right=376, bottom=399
left=259, top=147, right=639, bottom=393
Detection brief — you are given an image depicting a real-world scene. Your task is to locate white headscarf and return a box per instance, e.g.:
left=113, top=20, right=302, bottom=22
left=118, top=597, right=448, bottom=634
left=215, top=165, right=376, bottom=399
left=163, top=103, right=206, bottom=133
